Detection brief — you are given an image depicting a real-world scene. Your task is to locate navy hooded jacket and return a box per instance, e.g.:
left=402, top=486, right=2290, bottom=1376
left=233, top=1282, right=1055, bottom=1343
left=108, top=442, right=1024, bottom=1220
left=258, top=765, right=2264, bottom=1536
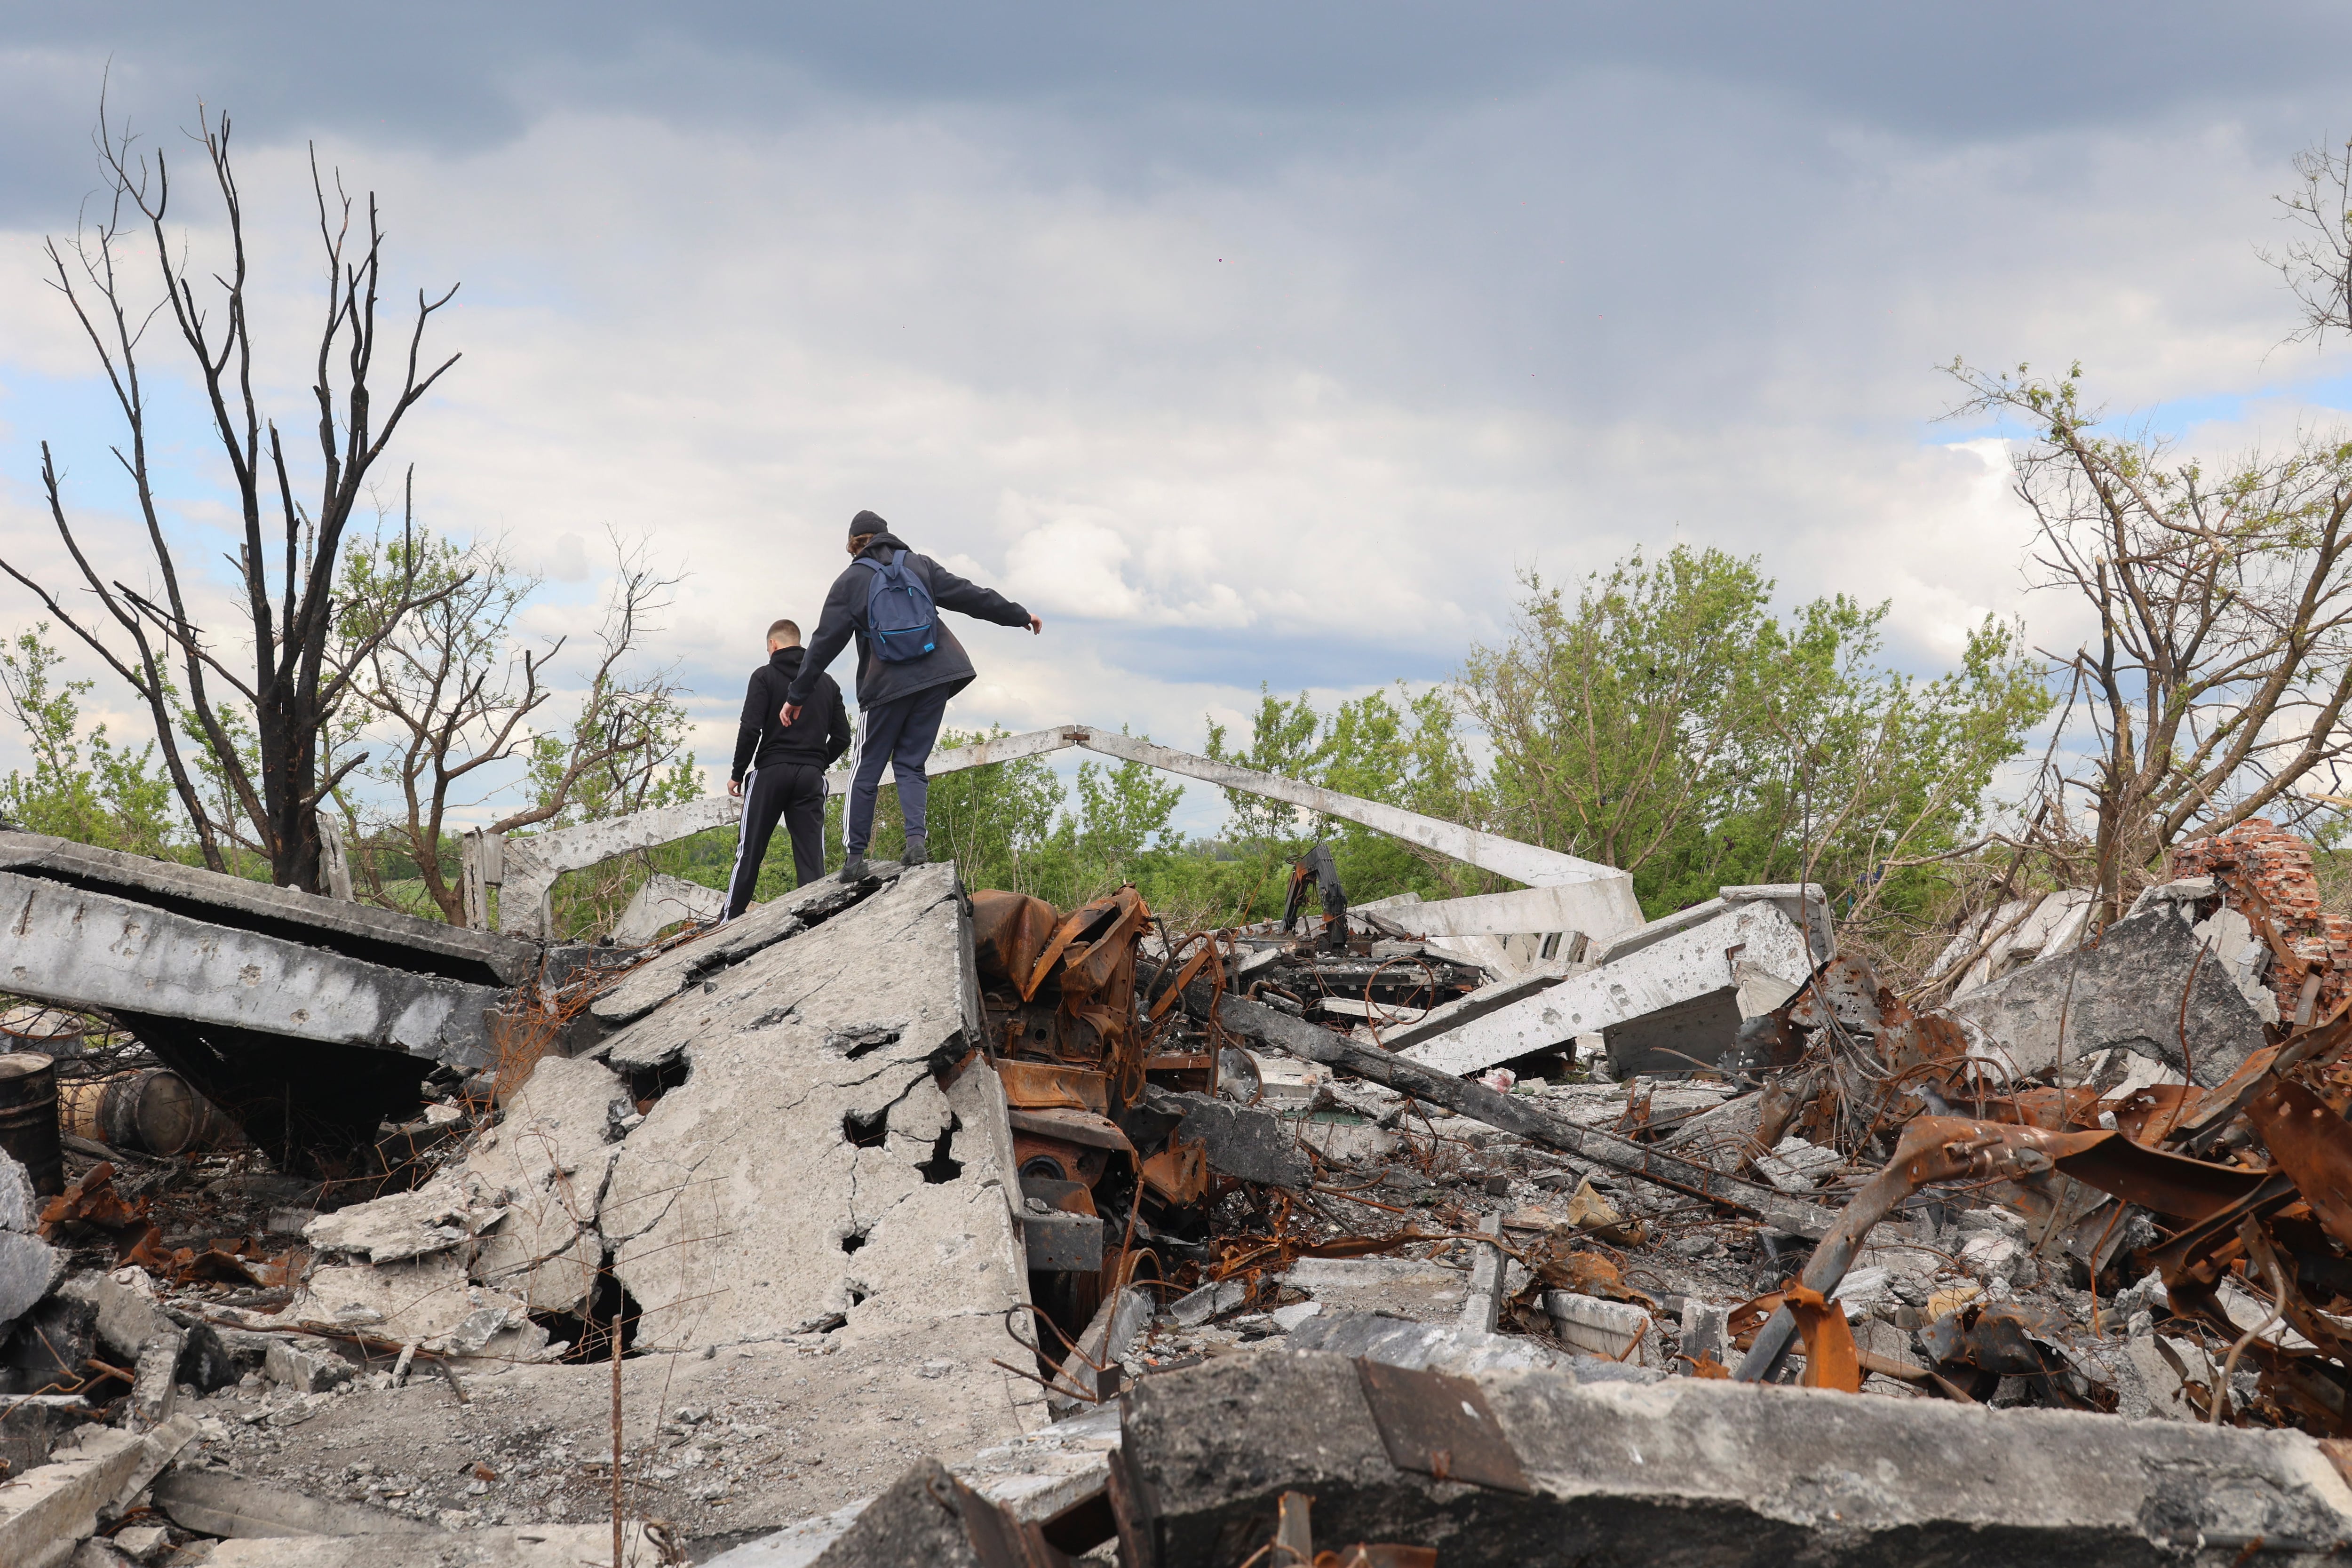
left=783, top=531, right=1032, bottom=711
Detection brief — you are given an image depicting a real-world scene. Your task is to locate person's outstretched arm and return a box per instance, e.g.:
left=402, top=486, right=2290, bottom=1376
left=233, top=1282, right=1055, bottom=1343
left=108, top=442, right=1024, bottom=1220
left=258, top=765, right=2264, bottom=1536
left=923, top=557, right=1039, bottom=631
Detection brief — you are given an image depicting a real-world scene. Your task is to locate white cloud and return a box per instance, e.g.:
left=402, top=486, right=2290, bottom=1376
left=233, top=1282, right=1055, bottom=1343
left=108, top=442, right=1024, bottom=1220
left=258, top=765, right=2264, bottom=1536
left=4, top=59, right=2352, bottom=840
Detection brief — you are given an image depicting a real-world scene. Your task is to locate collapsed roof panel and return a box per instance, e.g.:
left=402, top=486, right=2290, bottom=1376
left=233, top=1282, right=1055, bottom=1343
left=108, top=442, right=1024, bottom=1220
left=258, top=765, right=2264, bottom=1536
left=0, top=830, right=536, bottom=988
left=1397, top=893, right=1820, bottom=1079
left=0, top=871, right=506, bottom=1072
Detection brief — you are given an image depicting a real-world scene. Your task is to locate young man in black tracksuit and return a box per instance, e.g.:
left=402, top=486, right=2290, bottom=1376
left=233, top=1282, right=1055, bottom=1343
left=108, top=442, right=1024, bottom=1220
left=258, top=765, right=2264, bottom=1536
left=782, top=510, right=1041, bottom=880
left=726, top=618, right=851, bottom=917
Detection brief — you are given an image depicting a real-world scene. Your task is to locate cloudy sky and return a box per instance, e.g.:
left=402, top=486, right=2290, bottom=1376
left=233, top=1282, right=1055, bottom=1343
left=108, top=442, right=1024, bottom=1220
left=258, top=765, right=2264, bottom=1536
left=5, top=3, right=2352, bottom=833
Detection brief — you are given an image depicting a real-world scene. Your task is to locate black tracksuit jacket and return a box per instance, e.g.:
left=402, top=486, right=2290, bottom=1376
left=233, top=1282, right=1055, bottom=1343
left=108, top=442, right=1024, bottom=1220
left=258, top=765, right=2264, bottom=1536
left=782, top=531, right=1032, bottom=712
left=732, top=646, right=851, bottom=782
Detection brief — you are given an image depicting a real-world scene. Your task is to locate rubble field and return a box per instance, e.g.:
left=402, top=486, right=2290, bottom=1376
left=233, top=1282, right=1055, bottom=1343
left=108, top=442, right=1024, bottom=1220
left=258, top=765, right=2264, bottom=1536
left=6, top=817, right=2352, bottom=1564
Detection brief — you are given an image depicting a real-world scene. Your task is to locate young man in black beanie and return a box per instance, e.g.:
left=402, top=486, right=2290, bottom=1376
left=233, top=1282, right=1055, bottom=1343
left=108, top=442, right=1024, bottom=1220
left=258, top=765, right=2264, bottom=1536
left=726, top=618, right=851, bottom=917
left=782, top=509, right=1041, bottom=879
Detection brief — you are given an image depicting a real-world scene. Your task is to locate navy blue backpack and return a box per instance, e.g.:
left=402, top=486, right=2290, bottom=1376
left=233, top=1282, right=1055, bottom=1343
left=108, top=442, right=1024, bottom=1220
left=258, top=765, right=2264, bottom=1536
left=854, top=549, right=937, bottom=662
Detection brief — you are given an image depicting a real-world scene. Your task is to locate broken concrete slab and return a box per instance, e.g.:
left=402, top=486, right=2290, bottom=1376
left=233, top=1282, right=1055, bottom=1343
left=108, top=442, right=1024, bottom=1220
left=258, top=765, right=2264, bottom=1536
left=1166, top=1281, right=1244, bottom=1328
left=804, top=1457, right=1067, bottom=1568
left=1050, top=1286, right=1151, bottom=1415
left=280, top=1250, right=550, bottom=1363
left=1118, top=1349, right=2352, bottom=1565
left=588, top=870, right=897, bottom=1029
left=462, top=1056, right=633, bottom=1314
left=594, top=863, right=1033, bottom=1398
left=1373, top=965, right=1582, bottom=1054
left=301, top=1181, right=509, bottom=1267
left=2130, top=878, right=2285, bottom=1022
left=1148, top=1089, right=1309, bottom=1190
left=1397, top=897, right=1816, bottom=1079
left=1656, top=1089, right=1765, bottom=1175
left=1542, top=1291, right=1657, bottom=1363
left=299, top=1053, right=630, bottom=1313
left=151, top=1467, right=436, bottom=1538
left=1936, top=888, right=2096, bottom=1000
left=1950, top=907, right=2269, bottom=1086
left=0, top=829, right=535, bottom=987
left=52, top=1271, right=186, bottom=1428
left=0, top=1415, right=194, bottom=1568
left=199, top=1523, right=665, bottom=1565
left=261, top=1337, right=358, bottom=1394
left=1280, top=1257, right=1469, bottom=1322
left=0, top=870, right=508, bottom=1071
left=1280, top=1310, right=1573, bottom=1376
left=953, top=1401, right=1124, bottom=1527
left=0, top=1398, right=95, bottom=1480
left=704, top=1503, right=874, bottom=1568
left=0, top=1148, right=62, bottom=1328
left=1460, top=1215, right=1506, bottom=1333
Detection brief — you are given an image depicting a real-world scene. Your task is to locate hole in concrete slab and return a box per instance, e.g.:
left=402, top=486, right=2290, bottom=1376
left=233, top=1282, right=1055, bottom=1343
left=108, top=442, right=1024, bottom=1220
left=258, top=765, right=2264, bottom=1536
left=846, top=1284, right=870, bottom=1307
left=536, top=1267, right=646, bottom=1362
left=915, top=1116, right=963, bottom=1184
left=841, top=1228, right=869, bottom=1254
left=625, top=1057, right=691, bottom=1109
left=826, top=1025, right=902, bottom=1059
left=842, top=1108, right=889, bottom=1148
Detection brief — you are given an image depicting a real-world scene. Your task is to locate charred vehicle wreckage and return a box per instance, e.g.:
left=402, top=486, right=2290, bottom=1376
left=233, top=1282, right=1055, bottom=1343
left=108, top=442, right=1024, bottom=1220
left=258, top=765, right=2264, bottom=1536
left=3, top=731, right=2352, bottom=1564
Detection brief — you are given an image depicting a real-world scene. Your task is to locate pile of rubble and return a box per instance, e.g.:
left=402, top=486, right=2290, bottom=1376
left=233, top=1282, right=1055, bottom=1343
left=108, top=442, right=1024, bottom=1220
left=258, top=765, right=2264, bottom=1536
left=5, top=817, right=2352, bottom=1563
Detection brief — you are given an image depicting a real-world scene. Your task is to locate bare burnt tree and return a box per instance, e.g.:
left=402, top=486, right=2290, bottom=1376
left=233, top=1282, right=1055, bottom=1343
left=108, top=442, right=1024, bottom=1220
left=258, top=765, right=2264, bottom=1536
left=331, top=525, right=686, bottom=922
left=1945, top=365, right=2352, bottom=925
left=0, top=105, right=460, bottom=889
left=2266, top=135, right=2352, bottom=348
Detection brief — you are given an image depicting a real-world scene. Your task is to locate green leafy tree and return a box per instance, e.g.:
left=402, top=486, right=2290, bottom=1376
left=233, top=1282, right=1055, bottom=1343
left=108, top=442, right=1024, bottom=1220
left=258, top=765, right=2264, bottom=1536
left=0, top=624, right=178, bottom=855
left=1460, top=547, right=2050, bottom=919
left=1202, top=684, right=1480, bottom=917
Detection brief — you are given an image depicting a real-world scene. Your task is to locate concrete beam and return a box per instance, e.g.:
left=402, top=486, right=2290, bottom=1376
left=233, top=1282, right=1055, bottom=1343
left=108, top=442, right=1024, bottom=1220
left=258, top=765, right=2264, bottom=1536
left=0, top=830, right=534, bottom=987
left=0, top=1414, right=195, bottom=1568
left=486, top=722, right=1643, bottom=940
left=1397, top=899, right=1815, bottom=1078
left=493, top=798, right=738, bottom=936
left=1359, top=883, right=1629, bottom=940
left=0, top=872, right=505, bottom=1070
left=1069, top=729, right=1636, bottom=907
left=1117, top=1350, right=2352, bottom=1565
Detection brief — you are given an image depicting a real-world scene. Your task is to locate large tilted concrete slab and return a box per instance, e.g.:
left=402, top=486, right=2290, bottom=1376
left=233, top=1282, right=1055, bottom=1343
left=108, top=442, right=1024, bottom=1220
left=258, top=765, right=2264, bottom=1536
left=305, top=862, right=1045, bottom=1460
left=0, top=871, right=506, bottom=1069
left=0, top=830, right=535, bottom=986
left=1398, top=897, right=1816, bottom=1078
left=1117, top=1350, right=2352, bottom=1566
left=600, top=862, right=1031, bottom=1364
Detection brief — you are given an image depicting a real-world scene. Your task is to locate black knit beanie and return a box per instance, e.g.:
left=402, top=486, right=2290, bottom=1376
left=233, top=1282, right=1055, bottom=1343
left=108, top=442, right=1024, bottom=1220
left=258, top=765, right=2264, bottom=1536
left=849, top=509, right=888, bottom=540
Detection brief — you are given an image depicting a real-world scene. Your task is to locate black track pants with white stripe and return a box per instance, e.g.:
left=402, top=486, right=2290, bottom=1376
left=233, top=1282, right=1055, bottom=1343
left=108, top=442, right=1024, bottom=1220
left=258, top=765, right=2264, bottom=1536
left=726, top=761, right=826, bottom=917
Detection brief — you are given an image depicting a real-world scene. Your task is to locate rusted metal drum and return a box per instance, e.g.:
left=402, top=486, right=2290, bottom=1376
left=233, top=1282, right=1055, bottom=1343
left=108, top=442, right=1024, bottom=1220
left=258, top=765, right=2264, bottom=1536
left=0, top=1053, right=64, bottom=1195
left=58, top=1069, right=235, bottom=1158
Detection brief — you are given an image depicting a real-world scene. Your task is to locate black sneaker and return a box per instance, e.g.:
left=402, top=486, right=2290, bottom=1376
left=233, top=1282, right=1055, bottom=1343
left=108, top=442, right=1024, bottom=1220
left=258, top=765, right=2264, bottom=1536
left=902, top=836, right=928, bottom=867
left=840, top=854, right=869, bottom=882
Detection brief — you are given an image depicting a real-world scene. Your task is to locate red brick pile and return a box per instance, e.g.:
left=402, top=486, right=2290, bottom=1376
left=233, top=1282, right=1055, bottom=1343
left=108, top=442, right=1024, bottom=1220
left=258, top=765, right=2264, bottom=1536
left=2170, top=818, right=2352, bottom=1022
